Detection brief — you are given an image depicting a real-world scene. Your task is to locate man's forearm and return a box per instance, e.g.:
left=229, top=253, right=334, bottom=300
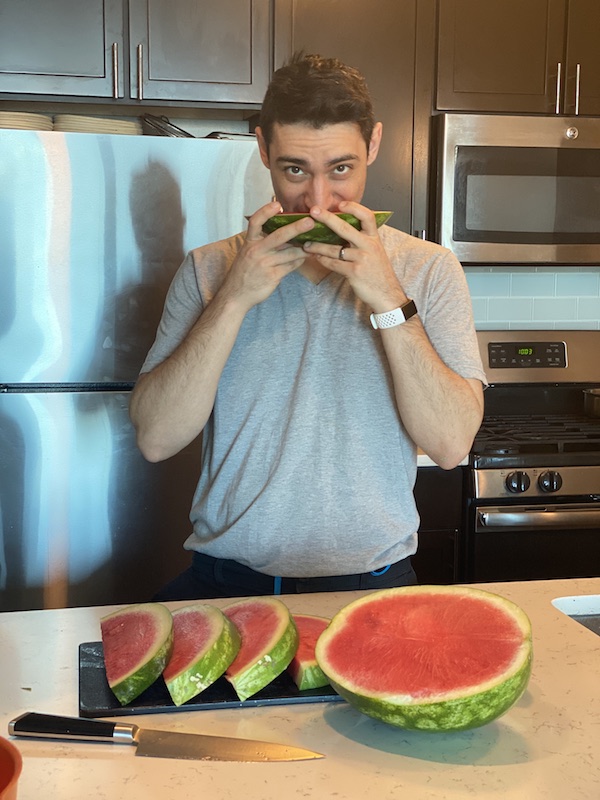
left=379, top=319, right=484, bottom=469
left=129, top=292, right=247, bottom=462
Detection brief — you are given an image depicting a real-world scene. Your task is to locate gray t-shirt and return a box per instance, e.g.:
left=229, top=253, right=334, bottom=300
left=141, top=225, right=486, bottom=577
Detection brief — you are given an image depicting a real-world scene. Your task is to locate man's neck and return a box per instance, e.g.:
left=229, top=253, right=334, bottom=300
left=297, top=254, right=331, bottom=285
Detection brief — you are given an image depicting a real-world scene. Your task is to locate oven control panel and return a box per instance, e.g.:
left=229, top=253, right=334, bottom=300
left=488, top=341, right=566, bottom=369
left=473, top=466, right=600, bottom=499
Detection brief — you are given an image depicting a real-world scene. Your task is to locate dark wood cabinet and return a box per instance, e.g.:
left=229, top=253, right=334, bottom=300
left=129, top=0, right=271, bottom=104
left=0, top=0, right=125, bottom=98
left=437, top=0, right=600, bottom=115
left=0, top=0, right=287, bottom=106
left=562, top=0, right=600, bottom=114
left=412, top=466, right=465, bottom=585
left=290, top=0, right=418, bottom=234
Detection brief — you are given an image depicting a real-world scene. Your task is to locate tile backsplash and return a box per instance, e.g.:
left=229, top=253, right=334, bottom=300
left=465, top=266, right=600, bottom=330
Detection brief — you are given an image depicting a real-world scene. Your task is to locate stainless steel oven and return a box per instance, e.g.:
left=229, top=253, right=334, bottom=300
left=436, top=114, right=600, bottom=265
left=465, top=330, right=600, bottom=583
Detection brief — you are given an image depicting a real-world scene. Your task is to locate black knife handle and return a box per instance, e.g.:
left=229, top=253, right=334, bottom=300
left=9, top=712, right=136, bottom=743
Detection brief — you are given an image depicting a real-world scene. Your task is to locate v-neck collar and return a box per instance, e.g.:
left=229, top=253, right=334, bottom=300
left=296, top=256, right=333, bottom=287
left=292, top=268, right=343, bottom=293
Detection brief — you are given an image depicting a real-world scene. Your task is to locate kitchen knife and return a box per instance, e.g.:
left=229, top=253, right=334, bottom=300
left=9, top=712, right=324, bottom=763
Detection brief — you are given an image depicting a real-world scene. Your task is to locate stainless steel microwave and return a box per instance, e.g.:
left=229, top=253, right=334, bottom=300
left=436, top=114, right=600, bottom=265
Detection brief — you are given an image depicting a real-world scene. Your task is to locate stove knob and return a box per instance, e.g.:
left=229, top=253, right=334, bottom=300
left=538, top=470, right=563, bottom=493
left=505, top=471, right=531, bottom=493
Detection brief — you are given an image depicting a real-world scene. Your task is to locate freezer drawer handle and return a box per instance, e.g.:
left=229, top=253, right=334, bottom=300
left=478, top=507, right=600, bottom=530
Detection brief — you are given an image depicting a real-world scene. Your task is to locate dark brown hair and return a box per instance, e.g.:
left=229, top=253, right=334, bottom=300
left=259, top=53, right=375, bottom=151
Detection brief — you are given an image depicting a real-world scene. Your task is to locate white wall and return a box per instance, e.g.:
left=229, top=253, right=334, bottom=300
left=465, top=267, right=600, bottom=330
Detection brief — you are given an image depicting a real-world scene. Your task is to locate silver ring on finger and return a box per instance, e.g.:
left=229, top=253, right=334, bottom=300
left=339, top=246, right=347, bottom=261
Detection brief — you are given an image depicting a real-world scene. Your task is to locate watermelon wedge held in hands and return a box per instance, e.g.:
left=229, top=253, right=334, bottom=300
left=100, top=603, right=173, bottom=706
left=315, top=585, right=533, bottom=732
left=163, top=604, right=241, bottom=706
left=287, top=615, right=331, bottom=691
left=223, top=597, right=299, bottom=702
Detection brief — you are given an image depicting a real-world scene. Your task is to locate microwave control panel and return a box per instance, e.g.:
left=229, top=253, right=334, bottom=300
left=488, top=341, right=567, bottom=369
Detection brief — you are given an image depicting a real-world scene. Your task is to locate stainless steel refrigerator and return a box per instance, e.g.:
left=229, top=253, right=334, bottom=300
left=0, top=129, right=273, bottom=611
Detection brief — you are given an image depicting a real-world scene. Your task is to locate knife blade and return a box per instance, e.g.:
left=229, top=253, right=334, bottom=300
left=8, top=712, right=324, bottom=763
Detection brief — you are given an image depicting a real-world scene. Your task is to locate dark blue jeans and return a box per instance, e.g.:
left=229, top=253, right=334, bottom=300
left=152, top=552, right=418, bottom=601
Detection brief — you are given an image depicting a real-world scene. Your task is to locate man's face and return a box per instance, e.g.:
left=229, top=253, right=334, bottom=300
left=256, top=121, right=382, bottom=214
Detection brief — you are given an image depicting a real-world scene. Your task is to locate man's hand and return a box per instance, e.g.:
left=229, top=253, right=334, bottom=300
left=302, top=201, right=484, bottom=468
left=301, top=201, right=407, bottom=312
left=220, top=201, right=315, bottom=311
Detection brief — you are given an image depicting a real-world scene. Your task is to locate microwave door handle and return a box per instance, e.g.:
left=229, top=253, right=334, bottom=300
left=555, top=61, right=562, bottom=114
left=575, top=63, right=581, bottom=115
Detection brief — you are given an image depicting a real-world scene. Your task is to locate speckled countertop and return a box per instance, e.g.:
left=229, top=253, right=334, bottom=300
left=1, top=578, right=599, bottom=799
left=416, top=450, right=468, bottom=468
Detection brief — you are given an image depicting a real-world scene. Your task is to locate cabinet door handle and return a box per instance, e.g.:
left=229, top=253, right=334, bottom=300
left=111, top=42, right=119, bottom=99
left=555, top=61, right=562, bottom=114
left=137, top=43, right=144, bottom=101
left=574, top=63, right=581, bottom=116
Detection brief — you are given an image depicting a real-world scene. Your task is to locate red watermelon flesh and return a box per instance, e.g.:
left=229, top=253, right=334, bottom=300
left=163, top=608, right=215, bottom=681
left=287, top=615, right=331, bottom=691
left=223, top=597, right=299, bottom=701
left=330, top=593, right=523, bottom=696
left=315, top=586, right=532, bottom=732
left=101, top=603, right=173, bottom=706
left=162, top=604, right=240, bottom=706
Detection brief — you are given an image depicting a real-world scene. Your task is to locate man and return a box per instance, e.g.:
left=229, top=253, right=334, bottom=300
left=130, top=54, right=486, bottom=599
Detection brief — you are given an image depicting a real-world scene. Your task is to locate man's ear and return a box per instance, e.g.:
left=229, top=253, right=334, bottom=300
left=255, top=126, right=270, bottom=169
left=367, top=122, right=383, bottom=166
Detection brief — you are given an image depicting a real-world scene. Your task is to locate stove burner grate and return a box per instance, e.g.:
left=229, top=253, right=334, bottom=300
left=474, top=414, right=600, bottom=451
left=471, top=413, right=600, bottom=468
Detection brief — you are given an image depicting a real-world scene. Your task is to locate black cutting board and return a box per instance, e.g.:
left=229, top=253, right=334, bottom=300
left=79, top=642, right=343, bottom=718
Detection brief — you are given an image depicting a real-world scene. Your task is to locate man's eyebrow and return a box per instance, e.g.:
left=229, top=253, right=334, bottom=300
left=275, top=153, right=360, bottom=167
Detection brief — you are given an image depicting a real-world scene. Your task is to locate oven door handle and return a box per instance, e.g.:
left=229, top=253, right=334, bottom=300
left=478, top=506, right=600, bottom=530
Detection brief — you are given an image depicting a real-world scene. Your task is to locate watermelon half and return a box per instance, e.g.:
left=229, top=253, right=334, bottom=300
left=287, top=615, right=331, bottom=691
left=162, top=604, right=241, bottom=706
left=315, top=586, right=533, bottom=732
left=100, top=603, right=173, bottom=706
left=223, top=597, right=299, bottom=701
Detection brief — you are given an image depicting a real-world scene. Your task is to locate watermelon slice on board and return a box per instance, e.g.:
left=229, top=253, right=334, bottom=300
left=223, top=597, right=299, bottom=702
left=315, top=585, right=533, bottom=732
left=287, top=615, right=331, bottom=691
left=162, top=604, right=241, bottom=707
left=100, top=603, right=173, bottom=706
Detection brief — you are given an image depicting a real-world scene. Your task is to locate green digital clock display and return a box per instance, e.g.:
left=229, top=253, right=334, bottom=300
left=517, top=346, right=534, bottom=356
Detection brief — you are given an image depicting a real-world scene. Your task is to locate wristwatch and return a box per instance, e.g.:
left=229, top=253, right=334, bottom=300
left=370, top=299, right=418, bottom=329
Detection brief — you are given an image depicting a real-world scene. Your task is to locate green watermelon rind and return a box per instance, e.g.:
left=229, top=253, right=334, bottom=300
left=164, top=605, right=242, bottom=707
left=262, top=211, right=393, bottom=246
left=315, top=586, right=533, bottom=732
left=291, top=662, right=331, bottom=692
left=287, top=615, right=331, bottom=691
left=101, top=603, right=174, bottom=707
left=328, top=653, right=532, bottom=732
left=224, top=598, right=299, bottom=702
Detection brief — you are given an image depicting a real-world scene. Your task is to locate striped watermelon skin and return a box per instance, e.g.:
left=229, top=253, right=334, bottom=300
left=163, top=604, right=241, bottom=707
left=315, top=586, right=533, bottom=732
left=100, top=603, right=173, bottom=706
left=262, top=211, right=393, bottom=245
left=223, top=597, right=299, bottom=701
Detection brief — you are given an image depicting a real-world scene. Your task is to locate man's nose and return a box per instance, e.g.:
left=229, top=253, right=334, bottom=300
left=306, top=176, right=334, bottom=210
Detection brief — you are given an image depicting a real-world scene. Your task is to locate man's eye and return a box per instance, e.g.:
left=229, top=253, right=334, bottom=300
left=333, top=164, right=351, bottom=175
left=285, top=166, right=304, bottom=176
